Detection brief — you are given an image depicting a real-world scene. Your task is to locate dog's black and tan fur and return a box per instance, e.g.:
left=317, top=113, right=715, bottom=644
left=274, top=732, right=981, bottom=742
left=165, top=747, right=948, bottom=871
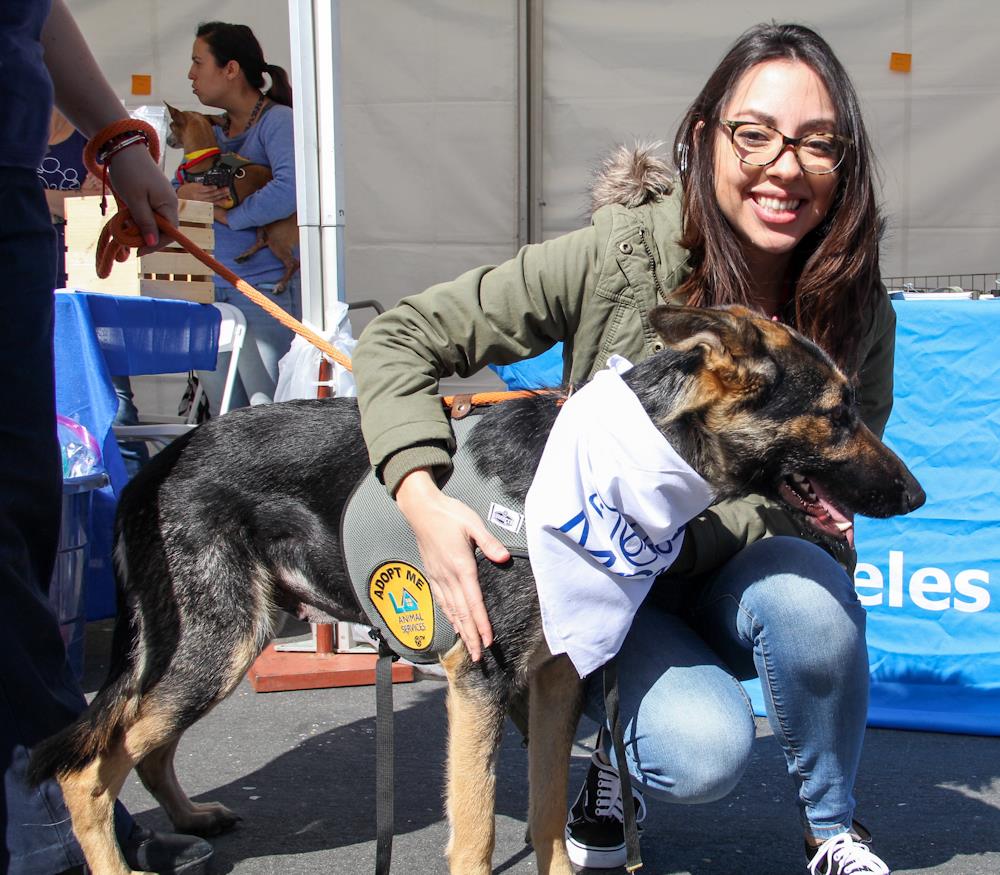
left=29, top=305, right=924, bottom=875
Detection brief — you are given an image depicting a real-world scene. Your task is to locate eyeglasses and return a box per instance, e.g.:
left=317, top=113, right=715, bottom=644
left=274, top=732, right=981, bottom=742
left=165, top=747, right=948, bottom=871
left=720, top=120, right=850, bottom=175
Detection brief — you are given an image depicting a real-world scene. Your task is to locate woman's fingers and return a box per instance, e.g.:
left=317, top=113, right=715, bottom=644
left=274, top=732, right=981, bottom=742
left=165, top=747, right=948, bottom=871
left=396, top=469, right=510, bottom=661
left=108, top=146, right=178, bottom=252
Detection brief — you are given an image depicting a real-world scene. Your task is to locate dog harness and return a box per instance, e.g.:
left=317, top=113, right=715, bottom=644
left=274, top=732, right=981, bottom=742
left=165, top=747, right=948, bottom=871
left=341, top=411, right=528, bottom=664
left=342, top=410, right=533, bottom=875
left=174, top=148, right=256, bottom=208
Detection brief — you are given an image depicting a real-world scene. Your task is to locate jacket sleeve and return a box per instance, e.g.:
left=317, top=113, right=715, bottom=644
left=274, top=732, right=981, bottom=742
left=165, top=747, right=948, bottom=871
left=666, top=288, right=898, bottom=579
left=225, top=110, right=297, bottom=231
left=354, top=222, right=609, bottom=492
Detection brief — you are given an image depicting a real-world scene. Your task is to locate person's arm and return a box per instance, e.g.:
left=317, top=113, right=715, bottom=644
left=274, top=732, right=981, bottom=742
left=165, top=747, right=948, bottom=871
left=354, top=221, right=605, bottom=658
left=224, top=109, right=297, bottom=231
left=41, top=0, right=178, bottom=248
left=43, top=188, right=72, bottom=220
left=855, top=287, right=896, bottom=438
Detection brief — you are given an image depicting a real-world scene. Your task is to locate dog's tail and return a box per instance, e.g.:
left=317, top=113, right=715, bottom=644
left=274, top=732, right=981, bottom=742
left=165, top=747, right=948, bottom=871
left=27, top=556, right=141, bottom=786
left=27, top=612, right=143, bottom=785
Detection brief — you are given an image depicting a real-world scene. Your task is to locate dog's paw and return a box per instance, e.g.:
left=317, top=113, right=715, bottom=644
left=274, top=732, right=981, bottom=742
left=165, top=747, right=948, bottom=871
left=174, top=802, right=242, bottom=837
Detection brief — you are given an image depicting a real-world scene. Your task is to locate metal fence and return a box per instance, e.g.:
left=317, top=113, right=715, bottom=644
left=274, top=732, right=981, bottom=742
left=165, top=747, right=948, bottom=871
left=882, top=272, right=1000, bottom=297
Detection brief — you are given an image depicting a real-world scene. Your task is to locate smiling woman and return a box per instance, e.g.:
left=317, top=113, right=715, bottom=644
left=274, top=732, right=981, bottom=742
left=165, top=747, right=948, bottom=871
left=353, top=21, right=899, bottom=875
left=710, top=60, right=842, bottom=299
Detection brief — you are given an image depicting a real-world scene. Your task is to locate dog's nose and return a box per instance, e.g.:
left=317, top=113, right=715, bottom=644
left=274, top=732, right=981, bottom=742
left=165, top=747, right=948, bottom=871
left=905, top=482, right=926, bottom=513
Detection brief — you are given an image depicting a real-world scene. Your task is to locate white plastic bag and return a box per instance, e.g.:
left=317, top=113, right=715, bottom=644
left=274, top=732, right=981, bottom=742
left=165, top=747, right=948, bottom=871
left=274, top=302, right=357, bottom=401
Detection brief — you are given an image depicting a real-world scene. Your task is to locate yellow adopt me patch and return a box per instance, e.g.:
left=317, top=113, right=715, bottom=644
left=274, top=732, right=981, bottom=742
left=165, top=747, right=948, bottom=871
left=368, top=561, right=435, bottom=652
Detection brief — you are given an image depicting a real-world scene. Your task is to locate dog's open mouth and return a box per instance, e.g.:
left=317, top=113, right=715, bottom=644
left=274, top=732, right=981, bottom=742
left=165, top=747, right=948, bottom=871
left=778, top=474, right=855, bottom=548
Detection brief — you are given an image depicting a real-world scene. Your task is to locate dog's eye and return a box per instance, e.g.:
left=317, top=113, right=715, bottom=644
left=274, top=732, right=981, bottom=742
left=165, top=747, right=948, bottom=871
left=829, top=404, right=852, bottom=428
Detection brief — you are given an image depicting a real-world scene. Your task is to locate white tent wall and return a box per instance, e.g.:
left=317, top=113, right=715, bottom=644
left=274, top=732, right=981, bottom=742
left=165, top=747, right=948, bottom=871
left=69, top=1, right=1000, bottom=368
left=540, top=0, right=1000, bottom=282
left=338, top=0, right=520, bottom=372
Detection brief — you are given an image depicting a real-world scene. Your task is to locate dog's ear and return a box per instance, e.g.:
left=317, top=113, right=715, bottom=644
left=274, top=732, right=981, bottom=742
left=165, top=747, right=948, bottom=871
left=649, top=305, right=758, bottom=357
left=164, top=102, right=182, bottom=121
left=649, top=305, right=774, bottom=397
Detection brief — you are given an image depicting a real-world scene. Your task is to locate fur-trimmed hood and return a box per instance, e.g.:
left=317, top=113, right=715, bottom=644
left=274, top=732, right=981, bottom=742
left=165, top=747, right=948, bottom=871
left=589, top=141, right=675, bottom=215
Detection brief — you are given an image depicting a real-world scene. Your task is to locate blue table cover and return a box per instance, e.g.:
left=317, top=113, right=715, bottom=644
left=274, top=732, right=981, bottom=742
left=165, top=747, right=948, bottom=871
left=495, top=299, right=1000, bottom=735
left=54, top=291, right=220, bottom=619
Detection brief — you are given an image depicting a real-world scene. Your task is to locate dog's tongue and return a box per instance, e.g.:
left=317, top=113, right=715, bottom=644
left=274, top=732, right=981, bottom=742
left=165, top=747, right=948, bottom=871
left=809, top=480, right=855, bottom=549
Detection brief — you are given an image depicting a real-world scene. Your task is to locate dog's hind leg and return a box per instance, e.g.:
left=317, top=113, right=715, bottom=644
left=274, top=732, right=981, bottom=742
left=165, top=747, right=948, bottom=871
left=135, top=736, right=240, bottom=837
left=58, top=708, right=180, bottom=875
left=528, top=653, right=583, bottom=875
left=233, top=227, right=268, bottom=263
left=441, top=643, right=506, bottom=875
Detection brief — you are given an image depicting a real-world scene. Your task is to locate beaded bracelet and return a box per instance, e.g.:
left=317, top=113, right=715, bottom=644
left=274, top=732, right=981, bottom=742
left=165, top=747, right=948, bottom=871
left=95, top=130, right=151, bottom=166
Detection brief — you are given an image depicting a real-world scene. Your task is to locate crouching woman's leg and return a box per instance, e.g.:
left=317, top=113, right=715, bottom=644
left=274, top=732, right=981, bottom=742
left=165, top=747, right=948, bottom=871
left=566, top=599, right=756, bottom=867
left=687, top=535, right=870, bottom=843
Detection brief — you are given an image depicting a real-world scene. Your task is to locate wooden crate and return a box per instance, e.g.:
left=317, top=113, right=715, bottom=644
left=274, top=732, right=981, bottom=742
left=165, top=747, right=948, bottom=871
left=64, top=196, right=215, bottom=303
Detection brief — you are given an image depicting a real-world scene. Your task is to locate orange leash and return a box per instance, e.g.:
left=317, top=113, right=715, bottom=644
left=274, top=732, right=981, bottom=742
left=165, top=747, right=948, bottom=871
left=85, top=122, right=535, bottom=409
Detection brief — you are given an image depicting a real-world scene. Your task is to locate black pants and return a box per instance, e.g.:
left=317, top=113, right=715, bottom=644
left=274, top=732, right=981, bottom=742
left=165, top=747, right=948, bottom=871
left=0, top=167, right=130, bottom=873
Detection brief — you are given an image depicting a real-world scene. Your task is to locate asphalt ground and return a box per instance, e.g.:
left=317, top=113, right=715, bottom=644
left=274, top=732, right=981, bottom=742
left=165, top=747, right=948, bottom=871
left=76, top=619, right=1000, bottom=875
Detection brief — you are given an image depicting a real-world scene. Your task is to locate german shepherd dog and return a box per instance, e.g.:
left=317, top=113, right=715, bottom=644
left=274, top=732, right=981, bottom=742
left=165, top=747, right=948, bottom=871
left=30, top=305, right=925, bottom=875
left=164, top=103, right=300, bottom=294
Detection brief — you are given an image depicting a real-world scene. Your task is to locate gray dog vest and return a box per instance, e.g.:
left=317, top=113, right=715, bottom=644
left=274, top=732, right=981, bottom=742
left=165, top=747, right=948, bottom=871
left=341, top=413, right=529, bottom=664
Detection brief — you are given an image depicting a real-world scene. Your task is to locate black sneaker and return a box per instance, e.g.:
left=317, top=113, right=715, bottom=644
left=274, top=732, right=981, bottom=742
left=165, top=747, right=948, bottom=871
left=806, top=829, right=890, bottom=875
left=121, top=823, right=214, bottom=875
left=565, top=748, right=646, bottom=869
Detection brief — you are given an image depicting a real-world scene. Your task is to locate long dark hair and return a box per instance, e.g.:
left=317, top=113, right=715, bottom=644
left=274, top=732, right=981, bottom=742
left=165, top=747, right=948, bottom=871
left=196, top=21, right=293, bottom=108
left=673, top=22, right=883, bottom=373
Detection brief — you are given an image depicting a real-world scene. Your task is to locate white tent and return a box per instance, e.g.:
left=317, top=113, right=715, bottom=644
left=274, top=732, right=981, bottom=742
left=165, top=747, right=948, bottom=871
left=73, top=0, right=1000, bottom=388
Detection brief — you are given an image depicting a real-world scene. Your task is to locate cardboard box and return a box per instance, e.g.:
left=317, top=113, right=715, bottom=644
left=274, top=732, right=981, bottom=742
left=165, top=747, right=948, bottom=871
left=64, top=196, right=215, bottom=303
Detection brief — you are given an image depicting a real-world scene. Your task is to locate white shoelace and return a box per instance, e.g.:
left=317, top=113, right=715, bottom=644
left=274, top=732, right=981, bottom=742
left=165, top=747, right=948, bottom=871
left=807, top=833, right=890, bottom=875
left=590, top=754, right=647, bottom=823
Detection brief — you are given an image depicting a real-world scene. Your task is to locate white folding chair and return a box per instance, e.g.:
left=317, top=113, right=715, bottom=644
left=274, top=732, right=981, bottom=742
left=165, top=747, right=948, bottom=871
left=113, top=302, right=247, bottom=449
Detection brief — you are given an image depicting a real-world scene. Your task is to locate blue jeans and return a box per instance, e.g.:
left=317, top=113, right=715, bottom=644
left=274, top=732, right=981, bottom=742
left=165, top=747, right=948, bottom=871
left=584, top=536, right=869, bottom=841
left=198, top=277, right=302, bottom=412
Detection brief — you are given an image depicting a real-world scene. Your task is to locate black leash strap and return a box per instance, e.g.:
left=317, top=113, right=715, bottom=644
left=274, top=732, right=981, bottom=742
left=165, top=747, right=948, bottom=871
left=375, top=637, right=396, bottom=875
left=603, top=659, right=643, bottom=872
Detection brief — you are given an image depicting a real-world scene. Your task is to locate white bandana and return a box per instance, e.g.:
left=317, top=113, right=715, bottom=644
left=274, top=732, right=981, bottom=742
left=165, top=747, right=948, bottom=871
left=525, top=356, right=715, bottom=678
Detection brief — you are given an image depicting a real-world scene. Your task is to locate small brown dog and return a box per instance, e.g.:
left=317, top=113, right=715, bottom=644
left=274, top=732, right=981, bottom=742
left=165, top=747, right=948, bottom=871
left=165, top=102, right=299, bottom=294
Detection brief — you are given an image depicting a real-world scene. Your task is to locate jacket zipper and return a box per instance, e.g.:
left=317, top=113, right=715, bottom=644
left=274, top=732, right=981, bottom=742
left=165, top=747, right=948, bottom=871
left=638, top=227, right=665, bottom=300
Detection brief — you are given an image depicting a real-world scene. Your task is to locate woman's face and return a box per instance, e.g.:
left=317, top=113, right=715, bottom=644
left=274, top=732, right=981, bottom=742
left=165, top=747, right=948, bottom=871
left=712, top=60, right=841, bottom=265
left=188, top=38, right=231, bottom=108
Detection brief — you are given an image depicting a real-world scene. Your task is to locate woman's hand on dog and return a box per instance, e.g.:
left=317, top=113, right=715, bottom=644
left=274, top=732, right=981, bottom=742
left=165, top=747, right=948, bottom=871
left=177, top=181, right=231, bottom=205
left=396, top=468, right=510, bottom=662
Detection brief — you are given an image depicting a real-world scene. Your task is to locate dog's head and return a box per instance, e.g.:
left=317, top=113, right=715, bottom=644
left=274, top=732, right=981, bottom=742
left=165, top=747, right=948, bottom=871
left=164, top=103, right=219, bottom=152
left=631, top=304, right=925, bottom=546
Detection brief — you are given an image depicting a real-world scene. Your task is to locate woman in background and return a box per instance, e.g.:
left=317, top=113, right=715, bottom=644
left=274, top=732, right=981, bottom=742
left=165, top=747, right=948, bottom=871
left=177, top=20, right=299, bottom=411
left=37, top=108, right=101, bottom=286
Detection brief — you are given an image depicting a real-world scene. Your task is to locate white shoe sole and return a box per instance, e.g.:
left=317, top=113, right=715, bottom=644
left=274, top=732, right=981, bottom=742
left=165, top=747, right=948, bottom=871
left=565, top=833, right=626, bottom=869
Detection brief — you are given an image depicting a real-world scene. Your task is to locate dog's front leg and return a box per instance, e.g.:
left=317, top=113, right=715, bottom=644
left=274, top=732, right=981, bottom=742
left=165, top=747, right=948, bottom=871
left=441, top=643, right=505, bottom=875
left=528, top=653, right=583, bottom=875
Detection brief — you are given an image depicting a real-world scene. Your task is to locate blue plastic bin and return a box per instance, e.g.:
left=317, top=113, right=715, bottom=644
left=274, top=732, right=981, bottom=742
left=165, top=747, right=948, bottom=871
left=49, top=472, right=108, bottom=678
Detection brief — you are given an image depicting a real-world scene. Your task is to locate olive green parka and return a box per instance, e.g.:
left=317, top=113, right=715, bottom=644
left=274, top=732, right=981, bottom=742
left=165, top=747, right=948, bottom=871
left=353, top=149, right=895, bottom=578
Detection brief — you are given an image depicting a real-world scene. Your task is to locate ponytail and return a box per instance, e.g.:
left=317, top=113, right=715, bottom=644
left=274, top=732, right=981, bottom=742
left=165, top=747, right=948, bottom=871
left=264, top=63, right=293, bottom=108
